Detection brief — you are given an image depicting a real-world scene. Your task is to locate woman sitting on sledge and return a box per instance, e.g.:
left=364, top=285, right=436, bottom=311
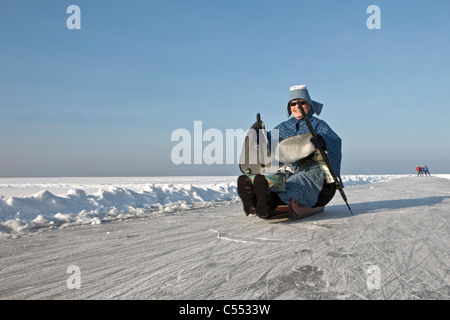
left=238, top=85, right=343, bottom=219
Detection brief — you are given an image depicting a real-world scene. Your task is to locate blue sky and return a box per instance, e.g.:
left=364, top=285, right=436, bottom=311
left=1, top=0, right=449, bottom=177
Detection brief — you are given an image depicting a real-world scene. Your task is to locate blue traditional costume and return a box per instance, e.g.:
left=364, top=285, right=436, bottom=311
left=269, top=85, right=342, bottom=206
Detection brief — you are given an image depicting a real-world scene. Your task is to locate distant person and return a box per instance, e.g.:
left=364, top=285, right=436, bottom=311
left=416, top=165, right=422, bottom=176
left=424, top=165, right=431, bottom=176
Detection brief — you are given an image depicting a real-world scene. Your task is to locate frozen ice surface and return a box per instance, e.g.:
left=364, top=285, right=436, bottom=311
left=0, top=175, right=449, bottom=299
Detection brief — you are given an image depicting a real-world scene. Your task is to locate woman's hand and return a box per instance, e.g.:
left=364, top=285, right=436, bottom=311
left=310, top=134, right=327, bottom=150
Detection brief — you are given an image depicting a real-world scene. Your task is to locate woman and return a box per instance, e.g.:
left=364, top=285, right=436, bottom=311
left=238, top=85, right=342, bottom=219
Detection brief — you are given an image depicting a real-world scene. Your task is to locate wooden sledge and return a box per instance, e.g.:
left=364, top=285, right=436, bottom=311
left=274, top=200, right=325, bottom=220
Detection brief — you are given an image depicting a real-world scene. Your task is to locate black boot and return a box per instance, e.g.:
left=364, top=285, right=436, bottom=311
left=237, top=175, right=256, bottom=216
left=253, top=174, right=285, bottom=219
left=253, top=174, right=271, bottom=219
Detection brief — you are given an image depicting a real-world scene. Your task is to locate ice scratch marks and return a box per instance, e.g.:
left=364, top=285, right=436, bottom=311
left=209, top=221, right=337, bottom=245
left=210, top=229, right=260, bottom=244
left=209, top=229, right=308, bottom=244
left=108, top=264, right=180, bottom=299
left=327, top=248, right=358, bottom=258
left=245, top=265, right=339, bottom=299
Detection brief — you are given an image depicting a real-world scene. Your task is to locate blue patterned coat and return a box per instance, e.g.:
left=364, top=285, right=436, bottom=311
left=268, top=115, right=342, bottom=206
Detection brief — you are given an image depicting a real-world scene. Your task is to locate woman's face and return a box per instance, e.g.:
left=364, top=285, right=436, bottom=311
left=290, top=99, right=310, bottom=120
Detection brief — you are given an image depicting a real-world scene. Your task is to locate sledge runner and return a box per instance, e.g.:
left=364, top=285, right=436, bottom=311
left=238, top=85, right=343, bottom=220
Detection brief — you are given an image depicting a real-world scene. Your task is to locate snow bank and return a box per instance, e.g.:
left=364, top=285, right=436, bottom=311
left=0, top=174, right=438, bottom=237
left=340, top=174, right=408, bottom=186
left=0, top=177, right=237, bottom=237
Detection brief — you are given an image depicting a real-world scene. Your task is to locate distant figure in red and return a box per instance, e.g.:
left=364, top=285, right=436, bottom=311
left=416, top=165, right=422, bottom=176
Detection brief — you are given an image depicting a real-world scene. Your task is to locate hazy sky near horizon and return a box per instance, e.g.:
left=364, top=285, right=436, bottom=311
left=1, top=0, right=449, bottom=177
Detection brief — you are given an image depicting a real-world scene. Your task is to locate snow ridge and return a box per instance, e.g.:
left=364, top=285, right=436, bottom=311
left=0, top=181, right=237, bottom=237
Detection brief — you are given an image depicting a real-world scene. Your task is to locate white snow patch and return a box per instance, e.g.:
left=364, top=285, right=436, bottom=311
left=435, top=174, right=450, bottom=180
left=340, top=174, right=407, bottom=186
left=0, top=177, right=238, bottom=237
